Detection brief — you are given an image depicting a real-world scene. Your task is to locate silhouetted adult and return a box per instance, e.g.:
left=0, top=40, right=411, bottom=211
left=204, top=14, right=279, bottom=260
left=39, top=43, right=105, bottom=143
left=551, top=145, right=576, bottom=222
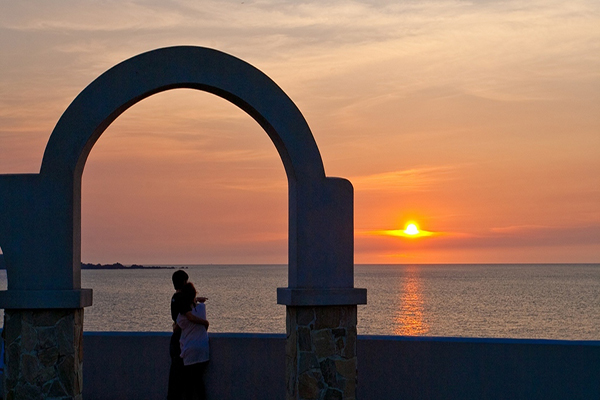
left=177, top=282, right=210, bottom=400
left=168, top=270, right=190, bottom=400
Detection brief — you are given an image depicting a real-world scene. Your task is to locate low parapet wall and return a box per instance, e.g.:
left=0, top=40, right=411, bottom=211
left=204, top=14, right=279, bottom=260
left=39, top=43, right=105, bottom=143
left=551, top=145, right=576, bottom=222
left=83, top=332, right=285, bottom=399
left=81, top=332, right=599, bottom=400
left=358, top=335, right=600, bottom=400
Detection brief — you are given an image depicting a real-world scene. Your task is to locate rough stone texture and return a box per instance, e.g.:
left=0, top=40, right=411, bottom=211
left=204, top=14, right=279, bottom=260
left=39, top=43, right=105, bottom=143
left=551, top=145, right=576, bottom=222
left=287, top=306, right=358, bottom=400
left=3, top=308, right=84, bottom=400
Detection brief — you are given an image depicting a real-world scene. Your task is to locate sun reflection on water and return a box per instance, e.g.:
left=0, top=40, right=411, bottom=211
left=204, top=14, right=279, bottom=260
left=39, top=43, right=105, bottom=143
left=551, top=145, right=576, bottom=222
left=394, top=267, right=429, bottom=336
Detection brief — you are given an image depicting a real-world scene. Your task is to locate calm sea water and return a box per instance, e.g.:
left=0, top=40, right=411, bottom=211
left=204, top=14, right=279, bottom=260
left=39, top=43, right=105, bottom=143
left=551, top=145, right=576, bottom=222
left=1, top=264, right=598, bottom=340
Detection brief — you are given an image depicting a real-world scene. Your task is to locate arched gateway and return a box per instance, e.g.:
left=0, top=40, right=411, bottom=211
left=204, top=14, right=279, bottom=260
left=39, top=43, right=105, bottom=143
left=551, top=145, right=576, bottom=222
left=0, top=46, right=366, bottom=399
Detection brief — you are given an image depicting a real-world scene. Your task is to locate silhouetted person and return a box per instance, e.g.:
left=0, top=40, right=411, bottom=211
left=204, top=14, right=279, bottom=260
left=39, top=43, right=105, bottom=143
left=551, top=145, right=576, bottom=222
left=168, top=270, right=189, bottom=400
left=177, top=282, right=210, bottom=400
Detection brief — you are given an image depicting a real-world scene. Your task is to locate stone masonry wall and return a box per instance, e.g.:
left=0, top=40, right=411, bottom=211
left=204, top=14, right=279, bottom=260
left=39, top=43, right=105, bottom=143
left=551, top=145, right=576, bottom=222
left=3, top=309, right=84, bottom=400
left=286, top=305, right=358, bottom=400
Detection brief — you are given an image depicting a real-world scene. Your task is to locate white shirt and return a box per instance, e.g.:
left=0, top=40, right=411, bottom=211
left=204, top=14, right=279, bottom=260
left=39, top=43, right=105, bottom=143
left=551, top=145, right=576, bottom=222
left=177, top=303, right=209, bottom=366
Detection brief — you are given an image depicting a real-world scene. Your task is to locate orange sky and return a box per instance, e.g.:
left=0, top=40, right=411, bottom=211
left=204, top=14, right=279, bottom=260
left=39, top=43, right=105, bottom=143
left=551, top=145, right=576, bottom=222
left=0, top=1, right=598, bottom=264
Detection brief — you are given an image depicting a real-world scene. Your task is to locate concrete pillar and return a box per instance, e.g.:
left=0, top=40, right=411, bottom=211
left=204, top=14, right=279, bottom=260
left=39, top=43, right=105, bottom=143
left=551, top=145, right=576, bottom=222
left=3, top=309, right=84, bottom=400
left=286, top=305, right=358, bottom=400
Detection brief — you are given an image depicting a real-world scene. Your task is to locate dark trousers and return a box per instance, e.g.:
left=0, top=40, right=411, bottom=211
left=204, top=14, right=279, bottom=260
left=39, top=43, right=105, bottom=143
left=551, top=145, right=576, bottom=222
left=167, top=332, right=184, bottom=400
left=183, top=361, right=208, bottom=400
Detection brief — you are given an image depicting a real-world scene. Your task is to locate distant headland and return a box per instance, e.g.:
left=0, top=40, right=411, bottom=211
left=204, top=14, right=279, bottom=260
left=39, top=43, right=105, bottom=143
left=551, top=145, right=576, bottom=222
left=0, top=255, right=181, bottom=270
left=81, top=262, right=179, bottom=270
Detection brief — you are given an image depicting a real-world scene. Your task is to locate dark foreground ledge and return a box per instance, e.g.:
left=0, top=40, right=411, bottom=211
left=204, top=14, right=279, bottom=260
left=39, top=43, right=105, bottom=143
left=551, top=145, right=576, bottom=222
left=80, top=332, right=600, bottom=400
left=11, top=332, right=597, bottom=400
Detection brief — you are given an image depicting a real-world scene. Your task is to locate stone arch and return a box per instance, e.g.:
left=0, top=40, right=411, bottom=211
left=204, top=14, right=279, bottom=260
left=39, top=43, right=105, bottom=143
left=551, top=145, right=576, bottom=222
left=0, top=46, right=359, bottom=301
left=41, top=46, right=326, bottom=185
left=0, top=46, right=365, bottom=400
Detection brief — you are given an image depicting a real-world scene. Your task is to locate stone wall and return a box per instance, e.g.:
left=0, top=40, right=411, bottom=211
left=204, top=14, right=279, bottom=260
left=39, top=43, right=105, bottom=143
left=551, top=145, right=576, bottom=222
left=286, top=306, right=357, bottom=400
left=3, top=309, right=83, bottom=400
left=81, top=332, right=285, bottom=400
left=2, top=332, right=598, bottom=400
left=81, top=332, right=600, bottom=400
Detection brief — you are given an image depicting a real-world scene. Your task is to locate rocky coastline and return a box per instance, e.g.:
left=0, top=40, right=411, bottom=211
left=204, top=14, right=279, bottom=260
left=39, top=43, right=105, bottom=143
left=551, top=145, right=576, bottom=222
left=81, top=262, right=178, bottom=270
left=0, top=256, right=179, bottom=270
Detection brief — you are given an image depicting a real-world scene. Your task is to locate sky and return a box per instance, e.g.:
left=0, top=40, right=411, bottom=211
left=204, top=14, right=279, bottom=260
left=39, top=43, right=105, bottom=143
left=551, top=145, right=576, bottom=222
left=0, top=0, right=598, bottom=264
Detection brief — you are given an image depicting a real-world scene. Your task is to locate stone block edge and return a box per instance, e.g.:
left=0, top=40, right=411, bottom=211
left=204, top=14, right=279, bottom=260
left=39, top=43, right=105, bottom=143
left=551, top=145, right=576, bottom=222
left=277, top=287, right=367, bottom=306
left=0, top=289, right=93, bottom=309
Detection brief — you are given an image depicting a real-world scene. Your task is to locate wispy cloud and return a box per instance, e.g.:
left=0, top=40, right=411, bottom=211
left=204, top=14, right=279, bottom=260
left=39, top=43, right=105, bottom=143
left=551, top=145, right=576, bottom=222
left=490, top=225, right=551, bottom=234
left=0, top=1, right=188, bottom=32
left=2, top=0, right=598, bottom=108
left=351, top=165, right=459, bottom=191
left=359, top=224, right=600, bottom=250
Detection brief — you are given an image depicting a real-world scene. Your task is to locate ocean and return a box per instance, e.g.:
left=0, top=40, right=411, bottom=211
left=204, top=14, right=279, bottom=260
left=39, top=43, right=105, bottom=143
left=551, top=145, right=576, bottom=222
left=1, top=264, right=598, bottom=340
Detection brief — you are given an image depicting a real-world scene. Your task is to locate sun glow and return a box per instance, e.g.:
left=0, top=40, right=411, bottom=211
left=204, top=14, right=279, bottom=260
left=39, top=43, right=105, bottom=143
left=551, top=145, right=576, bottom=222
left=404, top=223, right=419, bottom=235
left=373, top=221, right=436, bottom=238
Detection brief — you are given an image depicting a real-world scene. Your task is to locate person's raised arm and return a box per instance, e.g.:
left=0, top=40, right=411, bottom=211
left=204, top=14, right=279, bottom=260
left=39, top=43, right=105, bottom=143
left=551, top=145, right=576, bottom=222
left=184, top=311, right=209, bottom=329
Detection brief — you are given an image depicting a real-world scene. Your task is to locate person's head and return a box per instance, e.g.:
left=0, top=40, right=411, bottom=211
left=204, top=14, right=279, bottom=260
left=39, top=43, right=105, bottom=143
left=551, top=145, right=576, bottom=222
left=181, top=282, right=197, bottom=305
left=172, top=270, right=189, bottom=291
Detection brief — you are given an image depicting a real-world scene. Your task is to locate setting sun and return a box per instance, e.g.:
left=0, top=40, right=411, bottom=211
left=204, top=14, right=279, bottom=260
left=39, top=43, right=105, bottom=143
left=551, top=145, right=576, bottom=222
left=370, top=221, right=436, bottom=239
left=404, top=223, right=420, bottom=235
